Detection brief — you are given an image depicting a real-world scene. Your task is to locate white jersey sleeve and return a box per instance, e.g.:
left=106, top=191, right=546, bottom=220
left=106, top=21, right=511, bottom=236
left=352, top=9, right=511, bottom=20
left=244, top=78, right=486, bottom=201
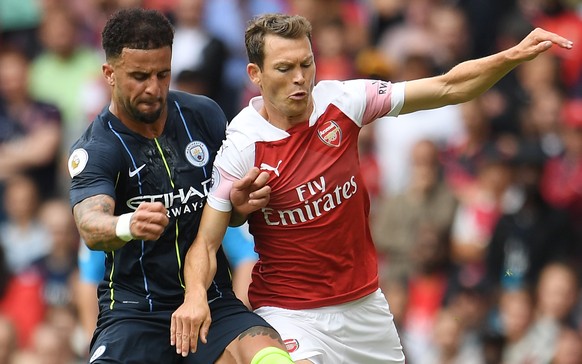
left=312, top=80, right=405, bottom=127
left=207, top=101, right=289, bottom=212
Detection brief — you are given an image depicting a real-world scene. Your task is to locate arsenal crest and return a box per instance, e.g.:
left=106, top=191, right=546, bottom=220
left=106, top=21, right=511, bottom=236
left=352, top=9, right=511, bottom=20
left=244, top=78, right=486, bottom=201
left=317, top=120, right=342, bottom=147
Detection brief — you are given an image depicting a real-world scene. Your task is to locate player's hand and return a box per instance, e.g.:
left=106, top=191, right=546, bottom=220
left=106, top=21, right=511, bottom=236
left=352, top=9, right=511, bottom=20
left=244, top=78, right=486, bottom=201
left=515, top=27, right=573, bottom=61
left=130, top=202, right=169, bottom=240
left=230, top=167, right=271, bottom=217
left=170, top=292, right=211, bottom=357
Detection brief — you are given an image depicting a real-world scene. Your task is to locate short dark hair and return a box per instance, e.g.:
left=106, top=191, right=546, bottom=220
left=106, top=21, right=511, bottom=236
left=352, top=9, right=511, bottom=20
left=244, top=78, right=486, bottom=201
left=102, top=8, right=174, bottom=61
left=245, top=13, right=312, bottom=69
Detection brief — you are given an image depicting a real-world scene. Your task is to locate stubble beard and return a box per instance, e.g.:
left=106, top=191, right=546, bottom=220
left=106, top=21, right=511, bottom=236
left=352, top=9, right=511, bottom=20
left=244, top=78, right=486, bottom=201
left=128, top=100, right=164, bottom=124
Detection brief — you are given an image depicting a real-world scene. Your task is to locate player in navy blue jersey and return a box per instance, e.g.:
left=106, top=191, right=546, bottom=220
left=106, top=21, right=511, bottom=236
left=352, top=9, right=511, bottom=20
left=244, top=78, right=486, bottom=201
left=68, top=8, right=292, bottom=364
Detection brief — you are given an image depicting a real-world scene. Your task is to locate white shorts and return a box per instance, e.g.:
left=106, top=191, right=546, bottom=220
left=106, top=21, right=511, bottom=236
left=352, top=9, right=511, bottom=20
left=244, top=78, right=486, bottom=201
left=254, top=289, right=405, bottom=364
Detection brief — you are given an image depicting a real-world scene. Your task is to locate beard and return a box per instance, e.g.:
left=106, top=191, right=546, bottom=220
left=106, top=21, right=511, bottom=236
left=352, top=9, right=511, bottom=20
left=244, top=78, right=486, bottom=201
left=127, top=100, right=164, bottom=124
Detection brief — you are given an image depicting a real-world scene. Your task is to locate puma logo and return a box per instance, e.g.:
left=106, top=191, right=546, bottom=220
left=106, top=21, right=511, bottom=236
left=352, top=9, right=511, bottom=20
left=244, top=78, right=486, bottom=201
left=260, top=160, right=282, bottom=177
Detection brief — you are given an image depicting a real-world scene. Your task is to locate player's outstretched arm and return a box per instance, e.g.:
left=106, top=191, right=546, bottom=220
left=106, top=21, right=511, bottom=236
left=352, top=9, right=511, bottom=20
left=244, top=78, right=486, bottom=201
left=230, top=167, right=271, bottom=226
left=171, top=205, right=230, bottom=357
left=400, top=27, right=573, bottom=114
left=73, top=195, right=169, bottom=251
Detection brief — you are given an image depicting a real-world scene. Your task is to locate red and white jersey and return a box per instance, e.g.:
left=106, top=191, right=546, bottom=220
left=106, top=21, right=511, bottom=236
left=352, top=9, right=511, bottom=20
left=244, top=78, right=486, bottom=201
left=209, top=79, right=405, bottom=309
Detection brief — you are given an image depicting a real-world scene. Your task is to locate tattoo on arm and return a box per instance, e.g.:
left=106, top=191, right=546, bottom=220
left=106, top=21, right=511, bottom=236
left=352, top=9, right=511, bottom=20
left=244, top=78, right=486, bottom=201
left=74, top=194, right=121, bottom=251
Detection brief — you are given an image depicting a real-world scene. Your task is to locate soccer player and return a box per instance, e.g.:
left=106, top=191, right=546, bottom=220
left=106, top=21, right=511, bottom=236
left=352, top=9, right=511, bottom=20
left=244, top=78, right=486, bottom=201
left=69, top=8, right=292, bottom=364
left=174, top=13, right=573, bottom=364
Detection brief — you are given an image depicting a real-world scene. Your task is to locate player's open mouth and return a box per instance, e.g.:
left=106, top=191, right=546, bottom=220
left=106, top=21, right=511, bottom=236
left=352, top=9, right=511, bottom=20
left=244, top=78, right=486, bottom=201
left=289, top=92, right=307, bottom=100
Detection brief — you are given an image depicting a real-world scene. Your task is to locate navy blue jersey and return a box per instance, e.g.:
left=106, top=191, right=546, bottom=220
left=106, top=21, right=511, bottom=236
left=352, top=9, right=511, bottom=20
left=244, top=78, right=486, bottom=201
left=69, top=91, right=232, bottom=311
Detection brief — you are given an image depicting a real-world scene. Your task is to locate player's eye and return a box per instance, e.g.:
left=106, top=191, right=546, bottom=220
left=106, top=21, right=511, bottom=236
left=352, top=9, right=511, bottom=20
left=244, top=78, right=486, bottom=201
left=133, top=73, right=148, bottom=81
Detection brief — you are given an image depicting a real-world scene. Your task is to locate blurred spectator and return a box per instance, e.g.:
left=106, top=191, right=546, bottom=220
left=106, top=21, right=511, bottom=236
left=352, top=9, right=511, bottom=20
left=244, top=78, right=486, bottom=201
left=532, top=0, right=582, bottom=96
left=366, top=0, right=405, bottom=46
left=70, top=0, right=145, bottom=49
left=427, top=3, right=472, bottom=74
left=0, top=315, right=17, bottom=364
left=0, top=241, right=45, bottom=349
left=30, top=199, right=79, bottom=309
left=376, top=0, right=438, bottom=69
left=418, top=307, right=485, bottom=364
left=28, top=320, right=78, bottom=364
left=358, top=123, right=382, bottom=214
left=0, top=0, right=43, bottom=59
left=378, top=274, right=408, bottom=330
left=444, top=284, right=492, bottom=363
left=455, top=0, right=515, bottom=59
left=497, top=287, right=555, bottom=364
left=143, top=0, right=177, bottom=14
left=373, top=139, right=457, bottom=279
left=44, top=305, right=84, bottom=362
left=28, top=6, right=105, bottom=170
left=486, top=156, right=577, bottom=292
left=173, top=69, right=213, bottom=96
left=518, top=86, right=565, bottom=162
left=400, top=222, right=452, bottom=363
left=448, top=144, right=513, bottom=292
left=0, top=175, right=51, bottom=274
left=481, top=331, right=505, bottom=364
left=479, top=13, right=533, bottom=138
left=375, top=53, right=464, bottom=195
left=516, top=51, right=563, bottom=97
left=288, top=0, right=369, bottom=56
left=203, top=0, right=287, bottom=118
left=441, top=97, right=497, bottom=200
left=313, top=18, right=355, bottom=82
left=535, top=262, right=579, bottom=327
left=169, top=0, right=227, bottom=103
left=540, top=99, right=582, bottom=242
left=73, top=243, right=104, bottom=356
left=499, top=261, right=579, bottom=363
left=0, top=46, right=62, bottom=222
left=551, top=328, right=582, bottom=364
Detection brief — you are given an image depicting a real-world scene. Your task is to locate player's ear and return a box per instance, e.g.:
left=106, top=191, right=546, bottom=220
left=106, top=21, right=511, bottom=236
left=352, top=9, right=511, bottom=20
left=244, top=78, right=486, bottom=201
left=247, top=63, right=262, bottom=88
left=103, top=63, right=115, bottom=86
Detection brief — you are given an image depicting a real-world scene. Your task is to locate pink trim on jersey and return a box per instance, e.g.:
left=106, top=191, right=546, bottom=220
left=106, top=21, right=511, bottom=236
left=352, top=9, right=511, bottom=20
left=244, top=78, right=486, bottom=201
left=362, top=80, right=393, bottom=125
left=212, top=167, right=236, bottom=202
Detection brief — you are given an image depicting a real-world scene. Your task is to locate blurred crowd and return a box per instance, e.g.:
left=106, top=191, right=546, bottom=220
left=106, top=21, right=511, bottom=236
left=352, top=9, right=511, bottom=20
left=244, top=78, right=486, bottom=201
left=1, top=0, right=582, bottom=363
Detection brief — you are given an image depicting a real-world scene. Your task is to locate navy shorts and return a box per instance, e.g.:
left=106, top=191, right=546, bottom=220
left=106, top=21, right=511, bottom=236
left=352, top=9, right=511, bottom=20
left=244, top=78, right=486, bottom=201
left=88, top=295, right=273, bottom=364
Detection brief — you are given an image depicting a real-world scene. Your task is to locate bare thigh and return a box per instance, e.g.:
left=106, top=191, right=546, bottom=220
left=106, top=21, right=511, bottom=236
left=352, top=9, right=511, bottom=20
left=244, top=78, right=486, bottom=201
left=216, top=326, right=287, bottom=364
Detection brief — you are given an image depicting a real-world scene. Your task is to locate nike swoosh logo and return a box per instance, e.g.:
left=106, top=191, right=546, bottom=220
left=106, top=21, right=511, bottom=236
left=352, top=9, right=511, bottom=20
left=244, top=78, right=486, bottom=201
left=129, top=164, right=146, bottom=178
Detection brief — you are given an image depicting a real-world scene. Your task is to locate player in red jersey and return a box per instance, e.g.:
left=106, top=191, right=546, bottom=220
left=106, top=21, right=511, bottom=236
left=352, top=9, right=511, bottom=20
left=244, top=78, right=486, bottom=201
left=171, top=13, right=573, bottom=363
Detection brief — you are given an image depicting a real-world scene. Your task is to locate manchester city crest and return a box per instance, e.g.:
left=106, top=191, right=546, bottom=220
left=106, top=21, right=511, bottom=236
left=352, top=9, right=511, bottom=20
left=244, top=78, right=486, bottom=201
left=185, top=141, right=210, bottom=167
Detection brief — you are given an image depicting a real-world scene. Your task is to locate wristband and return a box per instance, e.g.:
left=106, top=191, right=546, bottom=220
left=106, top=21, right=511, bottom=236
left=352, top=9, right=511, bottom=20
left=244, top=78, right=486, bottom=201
left=115, top=212, right=135, bottom=242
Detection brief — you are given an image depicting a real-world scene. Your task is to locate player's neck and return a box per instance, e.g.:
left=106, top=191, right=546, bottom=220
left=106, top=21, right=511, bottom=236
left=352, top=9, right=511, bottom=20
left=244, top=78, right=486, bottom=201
left=110, top=103, right=167, bottom=138
left=259, top=104, right=313, bottom=131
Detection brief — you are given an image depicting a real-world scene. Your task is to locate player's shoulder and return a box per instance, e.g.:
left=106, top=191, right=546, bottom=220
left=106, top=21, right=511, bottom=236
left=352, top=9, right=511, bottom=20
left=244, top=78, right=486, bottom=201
left=311, top=80, right=368, bottom=116
left=313, top=79, right=368, bottom=103
left=314, top=79, right=365, bottom=94
left=169, top=91, right=225, bottom=117
left=226, top=102, right=288, bottom=150
left=169, top=91, right=227, bottom=130
left=69, top=111, right=124, bottom=161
